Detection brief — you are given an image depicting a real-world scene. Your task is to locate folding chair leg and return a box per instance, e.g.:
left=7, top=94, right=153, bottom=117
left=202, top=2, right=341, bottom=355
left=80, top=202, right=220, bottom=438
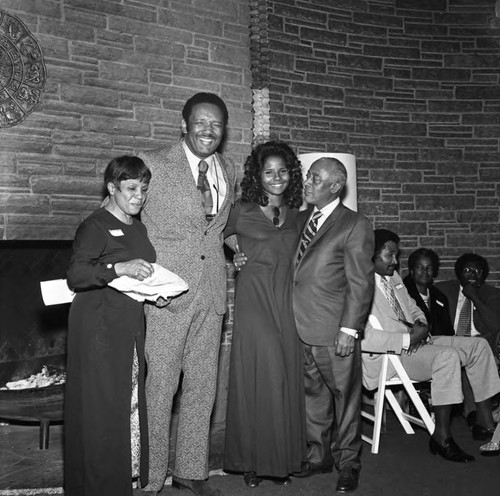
left=388, top=355, right=435, bottom=435
left=385, top=388, right=415, bottom=434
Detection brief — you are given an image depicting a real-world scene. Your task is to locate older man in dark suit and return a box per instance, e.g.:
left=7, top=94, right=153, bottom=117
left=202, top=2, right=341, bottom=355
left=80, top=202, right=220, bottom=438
left=292, top=157, right=374, bottom=493
left=139, top=93, right=236, bottom=496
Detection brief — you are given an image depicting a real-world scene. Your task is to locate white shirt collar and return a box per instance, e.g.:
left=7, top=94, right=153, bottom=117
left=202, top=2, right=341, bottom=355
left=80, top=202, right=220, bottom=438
left=314, top=197, right=339, bottom=217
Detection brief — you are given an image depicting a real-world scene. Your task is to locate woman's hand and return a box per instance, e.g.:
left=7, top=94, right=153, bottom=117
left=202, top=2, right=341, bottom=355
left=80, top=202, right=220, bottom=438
left=233, top=242, right=247, bottom=271
left=114, top=259, right=154, bottom=280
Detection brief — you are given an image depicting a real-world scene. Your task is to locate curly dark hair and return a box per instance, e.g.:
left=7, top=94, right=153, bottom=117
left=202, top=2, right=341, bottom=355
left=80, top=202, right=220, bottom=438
left=241, top=141, right=303, bottom=209
left=407, top=247, right=440, bottom=278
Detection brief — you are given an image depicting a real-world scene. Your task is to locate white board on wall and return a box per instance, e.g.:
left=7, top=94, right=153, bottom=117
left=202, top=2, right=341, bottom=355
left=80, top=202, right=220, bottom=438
left=297, top=153, right=357, bottom=212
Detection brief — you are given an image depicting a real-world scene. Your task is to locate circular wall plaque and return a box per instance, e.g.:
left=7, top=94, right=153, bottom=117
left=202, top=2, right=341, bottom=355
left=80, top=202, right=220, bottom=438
left=0, top=9, right=46, bottom=128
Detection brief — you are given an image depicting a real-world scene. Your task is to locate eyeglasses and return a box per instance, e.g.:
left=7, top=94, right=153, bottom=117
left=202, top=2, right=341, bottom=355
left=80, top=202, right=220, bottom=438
left=414, top=265, right=434, bottom=274
left=462, top=267, right=483, bottom=276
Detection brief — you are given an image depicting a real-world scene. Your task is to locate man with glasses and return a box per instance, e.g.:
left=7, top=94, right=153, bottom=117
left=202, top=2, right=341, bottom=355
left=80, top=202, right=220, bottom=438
left=436, top=253, right=500, bottom=440
left=436, top=253, right=500, bottom=354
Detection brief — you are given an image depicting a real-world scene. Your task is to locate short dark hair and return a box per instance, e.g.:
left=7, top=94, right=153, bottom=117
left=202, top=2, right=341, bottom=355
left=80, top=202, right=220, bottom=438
left=241, top=141, right=303, bottom=209
left=454, top=253, right=489, bottom=279
left=104, top=156, right=151, bottom=186
left=373, top=229, right=400, bottom=258
left=182, top=92, right=229, bottom=124
left=407, top=248, right=440, bottom=278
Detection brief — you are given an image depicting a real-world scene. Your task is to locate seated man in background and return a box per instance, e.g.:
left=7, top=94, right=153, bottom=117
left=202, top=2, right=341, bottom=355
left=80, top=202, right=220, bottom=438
left=404, top=248, right=499, bottom=441
left=435, top=253, right=500, bottom=355
left=362, top=230, right=500, bottom=462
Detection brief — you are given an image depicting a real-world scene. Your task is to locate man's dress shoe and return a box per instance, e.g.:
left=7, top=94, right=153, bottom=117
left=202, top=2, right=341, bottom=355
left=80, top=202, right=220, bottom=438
left=471, top=424, right=495, bottom=441
left=292, top=461, right=333, bottom=478
left=336, top=467, right=359, bottom=493
left=429, top=436, right=475, bottom=462
left=243, top=472, right=262, bottom=488
left=172, top=477, right=222, bottom=496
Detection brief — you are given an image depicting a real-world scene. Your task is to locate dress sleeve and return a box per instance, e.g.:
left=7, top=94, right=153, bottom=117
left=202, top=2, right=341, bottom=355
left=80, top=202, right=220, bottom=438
left=223, top=201, right=241, bottom=238
left=66, top=217, right=117, bottom=291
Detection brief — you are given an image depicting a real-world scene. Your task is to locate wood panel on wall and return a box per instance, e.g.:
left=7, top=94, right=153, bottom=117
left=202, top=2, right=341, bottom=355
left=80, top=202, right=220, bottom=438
left=0, top=0, right=253, bottom=241
left=266, top=0, right=500, bottom=283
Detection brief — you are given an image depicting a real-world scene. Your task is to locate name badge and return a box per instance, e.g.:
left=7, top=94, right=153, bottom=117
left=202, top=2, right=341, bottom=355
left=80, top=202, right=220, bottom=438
left=436, top=300, right=444, bottom=307
left=395, top=283, right=403, bottom=289
left=109, top=229, right=124, bottom=237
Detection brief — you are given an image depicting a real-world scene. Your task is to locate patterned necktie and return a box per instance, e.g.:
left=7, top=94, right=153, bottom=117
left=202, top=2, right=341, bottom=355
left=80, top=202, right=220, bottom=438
left=456, top=297, right=472, bottom=336
left=198, top=160, right=214, bottom=220
left=297, top=211, right=322, bottom=263
left=381, top=276, right=407, bottom=322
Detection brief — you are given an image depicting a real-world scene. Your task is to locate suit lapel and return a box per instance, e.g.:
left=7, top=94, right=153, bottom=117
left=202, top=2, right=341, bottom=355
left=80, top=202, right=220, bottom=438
left=309, top=203, right=344, bottom=247
left=294, top=203, right=345, bottom=269
left=206, top=152, right=232, bottom=231
left=449, top=282, right=460, bottom=324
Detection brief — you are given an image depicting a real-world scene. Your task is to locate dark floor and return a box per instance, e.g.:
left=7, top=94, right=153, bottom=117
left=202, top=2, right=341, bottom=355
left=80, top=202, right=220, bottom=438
left=1, top=414, right=499, bottom=496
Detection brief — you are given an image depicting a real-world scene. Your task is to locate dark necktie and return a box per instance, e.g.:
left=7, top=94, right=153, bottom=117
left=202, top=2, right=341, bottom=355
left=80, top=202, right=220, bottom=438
left=381, top=276, right=407, bottom=322
left=297, top=211, right=322, bottom=263
left=456, top=297, right=472, bottom=336
left=198, top=160, right=214, bottom=220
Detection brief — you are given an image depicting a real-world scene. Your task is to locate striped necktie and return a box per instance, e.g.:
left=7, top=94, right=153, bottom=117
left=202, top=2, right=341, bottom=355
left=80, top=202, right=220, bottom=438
left=381, top=276, right=407, bottom=322
left=456, top=297, right=472, bottom=336
left=297, top=211, right=322, bottom=263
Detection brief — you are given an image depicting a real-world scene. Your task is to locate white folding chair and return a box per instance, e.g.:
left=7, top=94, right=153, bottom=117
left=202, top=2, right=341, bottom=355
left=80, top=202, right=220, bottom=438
left=361, top=353, right=435, bottom=454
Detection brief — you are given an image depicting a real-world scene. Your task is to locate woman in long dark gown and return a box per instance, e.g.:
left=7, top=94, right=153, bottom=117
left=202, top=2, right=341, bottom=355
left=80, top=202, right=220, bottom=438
left=64, top=156, right=156, bottom=496
left=223, top=141, right=306, bottom=487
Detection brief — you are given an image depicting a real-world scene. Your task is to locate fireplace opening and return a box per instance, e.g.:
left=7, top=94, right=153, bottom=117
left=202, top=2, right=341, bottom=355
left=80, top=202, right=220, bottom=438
left=0, top=240, right=72, bottom=448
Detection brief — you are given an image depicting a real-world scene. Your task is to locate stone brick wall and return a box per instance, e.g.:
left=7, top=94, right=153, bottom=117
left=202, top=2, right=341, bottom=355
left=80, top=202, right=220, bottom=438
left=0, top=0, right=252, bottom=240
left=266, top=0, right=500, bottom=284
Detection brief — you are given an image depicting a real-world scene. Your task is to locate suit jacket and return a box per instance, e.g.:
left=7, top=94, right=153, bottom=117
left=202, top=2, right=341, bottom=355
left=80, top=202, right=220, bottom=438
left=292, top=203, right=374, bottom=346
left=139, top=141, right=236, bottom=314
left=403, top=275, right=454, bottom=336
left=362, top=271, right=427, bottom=390
left=435, top=279, right=500, bottom=350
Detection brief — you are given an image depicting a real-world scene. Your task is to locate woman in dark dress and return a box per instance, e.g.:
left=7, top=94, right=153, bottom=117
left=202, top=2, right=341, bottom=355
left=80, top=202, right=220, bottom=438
left=64, top=156, right=156, bottom=496
left=223, top=141, right=306, bottom=487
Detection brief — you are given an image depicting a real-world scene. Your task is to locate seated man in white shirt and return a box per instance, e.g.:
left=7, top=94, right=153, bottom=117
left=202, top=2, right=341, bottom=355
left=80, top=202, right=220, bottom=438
left=361, top=229, right=500, bottom=462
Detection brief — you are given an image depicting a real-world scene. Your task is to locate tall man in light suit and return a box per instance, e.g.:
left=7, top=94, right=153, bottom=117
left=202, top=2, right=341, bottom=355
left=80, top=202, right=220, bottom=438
left=139, top=93, right=236, bottom=496
left=362, top=229, right=500, bottom=463
left=292, top=157, right=374, bottom=493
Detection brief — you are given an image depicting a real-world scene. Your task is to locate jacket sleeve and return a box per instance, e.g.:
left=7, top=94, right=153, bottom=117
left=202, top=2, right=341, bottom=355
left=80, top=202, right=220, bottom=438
left=362, top=313, right=406, bottom=355
left=66, top=217, right=117, bottom=291
left=339, top=215, right=375, bottom=330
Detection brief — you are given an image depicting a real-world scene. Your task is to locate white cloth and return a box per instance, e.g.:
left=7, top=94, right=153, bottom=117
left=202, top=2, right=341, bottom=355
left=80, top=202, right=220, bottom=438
left=109, top=263, right=188, bottom=302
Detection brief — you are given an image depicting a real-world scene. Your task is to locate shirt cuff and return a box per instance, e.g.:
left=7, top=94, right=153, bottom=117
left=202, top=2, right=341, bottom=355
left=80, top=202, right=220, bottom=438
left=340, top=327, right=359, bottom=339
left=402, top=333, right=411, bottom=350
